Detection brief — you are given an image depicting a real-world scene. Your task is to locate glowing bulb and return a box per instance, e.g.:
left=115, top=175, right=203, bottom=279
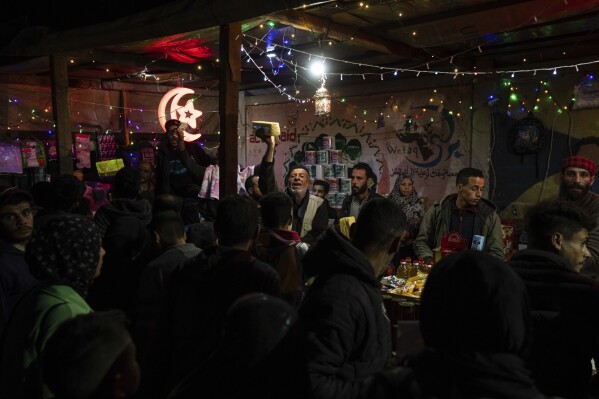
left=310, top=61, right=325, bottom=76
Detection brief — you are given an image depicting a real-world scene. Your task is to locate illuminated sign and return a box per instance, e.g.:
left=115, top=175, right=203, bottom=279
left=158, top=87, right=203, bottom=142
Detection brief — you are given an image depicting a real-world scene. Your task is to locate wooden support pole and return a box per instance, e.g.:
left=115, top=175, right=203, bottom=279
left=218, top=22, right=241, bottom=198
left=50, top=54, right=73, bottom=175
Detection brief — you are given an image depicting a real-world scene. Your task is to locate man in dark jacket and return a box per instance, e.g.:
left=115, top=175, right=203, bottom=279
left=340, top=162, right=383, bottom=218
left=136, top=211, right=201, bottom=362
left=510, top=199, right=599, bottom=398
left=146, top=195, right=281, bottom=397
left=413, top=167, right=504, bottom=262
left=0, top=186, right=37, bottom=333
left=155, top=119, right=211, bottom=223
left=88, top=167, right=152, bottom=316
left=298, top=197, right=406, bottom=399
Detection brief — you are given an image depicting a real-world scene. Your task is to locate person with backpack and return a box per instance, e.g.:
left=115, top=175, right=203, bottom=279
left=254, top=191, right=309, bottom=308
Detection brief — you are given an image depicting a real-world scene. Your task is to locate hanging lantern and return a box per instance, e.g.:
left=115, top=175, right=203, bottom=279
left=314, top=85, right=331, bottom=116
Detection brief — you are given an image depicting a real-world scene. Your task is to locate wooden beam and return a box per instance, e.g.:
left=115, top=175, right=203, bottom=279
left=3, top=0, right=313, bottom=56
left=69, top=49, right=209, bottom=75
left=50, top=54, right=73, bottom=175
left=270, top=10, right=427, bottom=60
left=218, top=22, right=241, bottom=198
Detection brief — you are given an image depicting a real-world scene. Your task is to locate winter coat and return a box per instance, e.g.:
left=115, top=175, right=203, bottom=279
left=145, top=245, right=281, bottom=397
left=510, top=249, right=599, bottom=398
left=155, top=141, right=206, bottom=197
left=413, top=194, right=504, bottom=261
left=298, top=228, right=392, bottom=399
left=0, top=243, right=37, bottom=333
left=88, top=198, right=153, bottom=316
left=136, top=243, right=202, bottom=361
left=93, top=197, right=152, bottom=237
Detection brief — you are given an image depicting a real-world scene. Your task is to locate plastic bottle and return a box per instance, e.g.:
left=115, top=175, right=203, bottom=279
left=396, top=260, right=408, bottom=279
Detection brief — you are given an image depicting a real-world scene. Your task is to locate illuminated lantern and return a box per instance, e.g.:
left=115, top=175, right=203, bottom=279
left=314, top=85, right=331, bottom=116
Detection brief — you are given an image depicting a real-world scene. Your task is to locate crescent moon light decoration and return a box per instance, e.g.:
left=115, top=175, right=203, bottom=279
left=158, top=87, right=203, bottom=142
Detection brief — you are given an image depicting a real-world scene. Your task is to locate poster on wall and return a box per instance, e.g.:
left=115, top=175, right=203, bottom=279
left=21, top=140, right=46, bottom=168
left=0, top=143, right=24, bottom=174
left=75, top=134, right=91, bottom=169
left=246, top=92, right=471, bottom=203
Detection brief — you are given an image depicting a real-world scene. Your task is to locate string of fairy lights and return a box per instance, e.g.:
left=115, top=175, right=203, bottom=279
left=2, top=0, right=597, bottom=139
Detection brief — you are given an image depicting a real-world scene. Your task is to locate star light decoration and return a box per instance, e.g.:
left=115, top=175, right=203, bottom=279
left=176, top=100, right=203, bottom=128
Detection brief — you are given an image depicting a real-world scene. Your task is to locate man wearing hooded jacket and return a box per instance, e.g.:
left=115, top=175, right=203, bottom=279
left=413, top=167, right=504, bottom=262
left=298, top=198, right=406, bottom=399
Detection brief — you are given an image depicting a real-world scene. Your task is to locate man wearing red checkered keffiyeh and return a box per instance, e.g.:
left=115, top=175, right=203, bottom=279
left=560, top=155, right=599, bottom=278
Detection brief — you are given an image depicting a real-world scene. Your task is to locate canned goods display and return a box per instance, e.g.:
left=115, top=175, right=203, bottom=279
left=329, top=149, right=342, bottom=164
left=322, top=136, right=334, bottom=150
left=336, top=192, right=347, bottom=208
left=339, top=178, right=351, bottom=193
left=304, top=151, right=316, bottom=164
left=303, top=164, right=316, bottom=179
left=326, top=178, right=339, bottom=193
left=322, top=164, right=334, bottom=178
left=333, top=163, right=347, bottom=178
left=316, top=150, right=329, bottom=164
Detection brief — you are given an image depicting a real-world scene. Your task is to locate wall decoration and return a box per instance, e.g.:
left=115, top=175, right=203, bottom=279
left=157, top=87, right=203, bottom=142
left=74, top=133, right=91, bottom=169
left=0, top=143, right=23, bottom=174
left=20, top=140, right=46, bottom=168
left=247, top=92, right=469, bottom=201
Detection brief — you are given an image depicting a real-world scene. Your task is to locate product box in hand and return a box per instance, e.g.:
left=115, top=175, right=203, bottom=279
left=96, top=159, right=125, bottom=177
left=252, top=121, right=281, bottom=141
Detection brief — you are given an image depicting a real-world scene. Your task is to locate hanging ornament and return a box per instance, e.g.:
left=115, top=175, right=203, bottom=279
left=314, top=84, right=331, bottom=116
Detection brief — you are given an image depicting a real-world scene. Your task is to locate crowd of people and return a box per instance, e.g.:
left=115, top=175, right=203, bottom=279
left=1, top=119, right=599, bottom=398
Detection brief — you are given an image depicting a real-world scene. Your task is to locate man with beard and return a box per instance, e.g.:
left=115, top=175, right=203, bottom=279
left=559, top=155, right=599, bottom=279
left=0, top=186, right=37, bottom=333
left=413, top=167, right=504, bottom=262
left=285, top=165, right=328, bottom=245
left=340, top=162, right=383, bottom=219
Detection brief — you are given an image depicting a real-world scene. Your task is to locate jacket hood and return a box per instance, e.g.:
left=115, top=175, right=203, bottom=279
left=302, top=227, right=378, bottom=286
left=100, top=198, right=152, bottom=223
left=420, top=250, right=531, bottom=357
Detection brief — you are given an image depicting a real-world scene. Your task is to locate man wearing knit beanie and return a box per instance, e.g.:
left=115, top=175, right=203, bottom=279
left=560, top=155, right=599, bottom=278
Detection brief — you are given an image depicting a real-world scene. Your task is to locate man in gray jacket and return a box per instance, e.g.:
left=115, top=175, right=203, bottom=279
left=413, top=167, right=504, bottom=262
